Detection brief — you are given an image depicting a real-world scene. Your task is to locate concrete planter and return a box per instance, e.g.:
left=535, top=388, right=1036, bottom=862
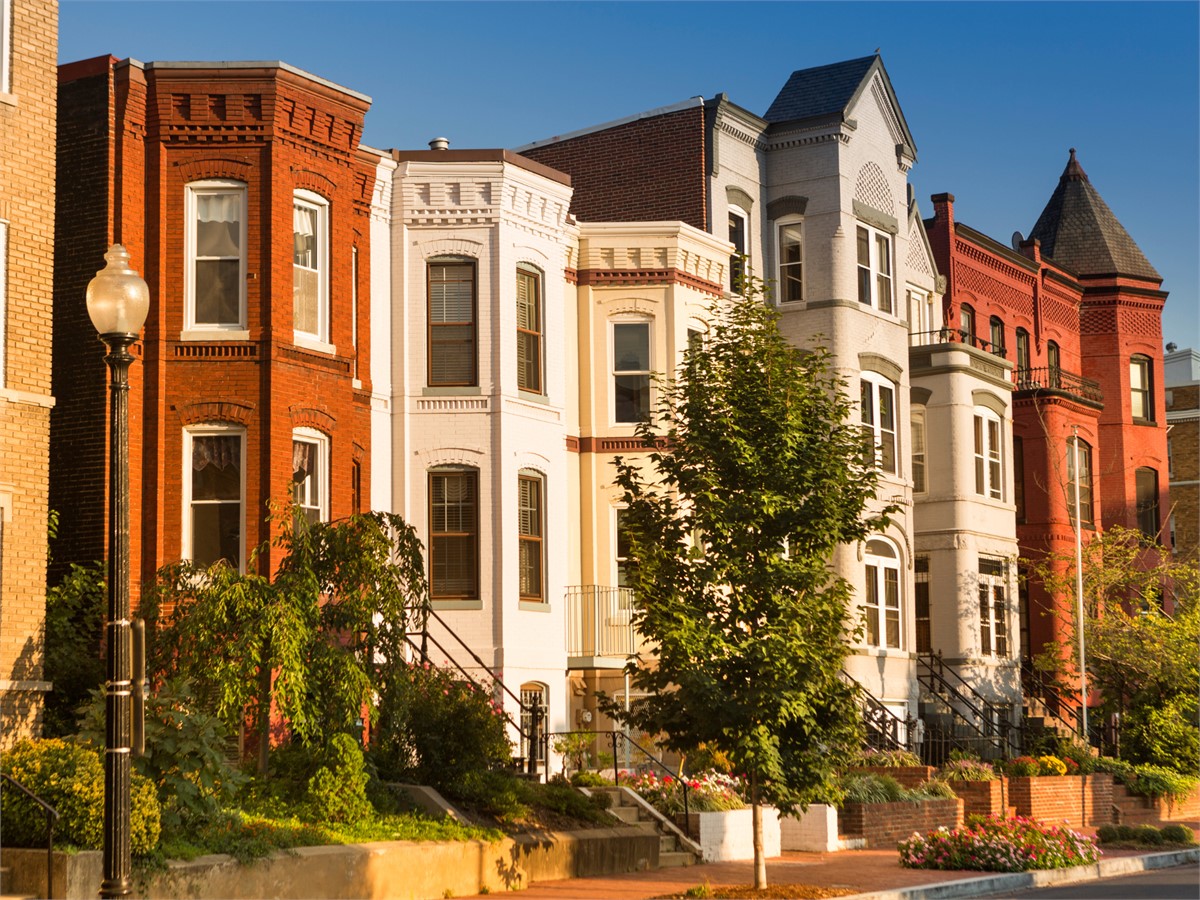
left=779, top=804, right=839, bottom=852
left=1, top=827, right=658, bottom=900
left=676, top=806, right=781, bottom=862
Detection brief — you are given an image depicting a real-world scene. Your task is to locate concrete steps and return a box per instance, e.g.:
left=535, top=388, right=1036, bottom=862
left=0, top=866, right=36, bottom=900
left=592, top=786, right=702, bottom=869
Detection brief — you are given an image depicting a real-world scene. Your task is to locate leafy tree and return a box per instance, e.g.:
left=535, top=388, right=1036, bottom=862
left=143, top=510, right=428, bottom=773
left=42, top=560, right=107, bottom=736
left=1027, top=525, right=1199, bottom=772
left=608, top=277, right=889, bottom=888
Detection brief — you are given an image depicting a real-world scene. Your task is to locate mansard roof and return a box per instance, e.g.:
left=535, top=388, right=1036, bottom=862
left=1028, top=148, right=1160, bottom=282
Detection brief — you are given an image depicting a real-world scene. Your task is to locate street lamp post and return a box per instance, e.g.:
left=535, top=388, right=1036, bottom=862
left=86, top=245, right=149, bottom=900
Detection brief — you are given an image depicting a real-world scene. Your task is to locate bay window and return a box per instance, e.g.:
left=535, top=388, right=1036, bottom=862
left=185, top=429, right=244, bottom=570
left=613, top=321, right=651, bottom=423
left=517, top=266, right=543, bottom=393
left=291, top=429, right=328, bottom=528
left=293, top=190, right=329, bottom=343
left=429, top=468, right=479, bottom=600
left=973, top=409, right=1003, bottom=500
left=860, top=373, right=897, bottom=474
left=518, top=472, right=544, bottom=602
left=428, top=258, right=477, bottom=386
left=856, top=223, right=893, bottom=313
left=777, top=220, right=803, bottom=303
left=187, top=181, right=246, bottom=330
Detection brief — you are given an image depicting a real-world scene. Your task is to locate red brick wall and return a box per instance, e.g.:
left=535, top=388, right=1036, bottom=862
left=953, top=779, right=1010, bottom=821
left=1008, top=774, right=1112, bottom=827
left=54, top=59, right=373, bottom=600
left=840, top=799, right=964, bottom=847
left=520, top=106, right=707, bottom=231
left=1112, top=783, right=1200, bottom=826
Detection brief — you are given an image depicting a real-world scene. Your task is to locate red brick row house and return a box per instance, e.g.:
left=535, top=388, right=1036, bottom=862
left=50, top=57, right=375, bottom=599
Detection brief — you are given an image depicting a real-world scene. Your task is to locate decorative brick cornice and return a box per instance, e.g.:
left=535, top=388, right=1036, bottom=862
left=292, top=167, right=337, bottom=196
left=575, top=267, right=723, bottom=298
left=178, top=400, right=255, bottom=426
left=564, top=268, right=578, bottom=285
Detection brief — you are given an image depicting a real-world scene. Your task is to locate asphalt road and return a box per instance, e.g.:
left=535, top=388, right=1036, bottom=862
left=984, top=864, right=1199, bottom=898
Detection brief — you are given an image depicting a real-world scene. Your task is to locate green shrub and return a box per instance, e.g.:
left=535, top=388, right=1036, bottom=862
left=840, top=772, right=906, bottom=805
left=913, top=780, right=957, bottom=800
left=937, top=759, right=997, bottom=782
left=1121, top=694, right=1200, bottom=774
left=1134, top=825, right=1165, bottom=845
left=1116, top=824, right=1138, bottom=841
left=306, top=733, right=372, bottom=824
left=1092, top=756, right=1134, bottom=780
left=1, top=738, right=160, bottom=855
left=1160, top=824, right=1196, bottom=845
left=570, top=771, right=613, bottom=788
left=1123, top=764, right=1199, bottom=801
left=41, top=561, right=107, bottom=738
left=370, top=663, right=513, bottom=791
left=1095, top=824, right=1120, bottom=843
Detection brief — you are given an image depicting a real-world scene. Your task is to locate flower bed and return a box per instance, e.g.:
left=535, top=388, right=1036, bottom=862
left=622, top=770, right=746, bottom=817
left=898, top=815, right=1101, bottom=872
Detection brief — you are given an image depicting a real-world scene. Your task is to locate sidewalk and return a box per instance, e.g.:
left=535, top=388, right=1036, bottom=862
left=458, top=846, right=1198, bottom=900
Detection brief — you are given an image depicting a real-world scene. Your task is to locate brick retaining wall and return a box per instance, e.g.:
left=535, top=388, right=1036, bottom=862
left=1008, top=774, right=1112, bottom=827
left=953, top=779, right=1010, bottom=820
left=840, top=799, right=963, bottom=848
left=1112, top=783, right=1200, bottom=826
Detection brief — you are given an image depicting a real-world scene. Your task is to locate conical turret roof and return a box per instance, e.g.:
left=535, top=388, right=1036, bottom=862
left=1028, top=149, right=1160, bottom=281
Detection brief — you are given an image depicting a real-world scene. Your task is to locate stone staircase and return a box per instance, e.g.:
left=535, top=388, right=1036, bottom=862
left=590, top=786, right=702, bottom=868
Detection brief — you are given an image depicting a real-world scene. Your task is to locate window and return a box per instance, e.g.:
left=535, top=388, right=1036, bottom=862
left=914, top=556, right=931, bottom=653
left=1066, top=437, right=1093, bottom=528
left=518, top=473, right=544, bottom=602
left=429, top=469, right=478, bottom=599
left=517, top=266, right=543, bottom=393
left=427, top=258, right=477, bottom=386
left=1016, top=328, right=1030, bottom=374
left=1136, top=467, right=1159, bottom=540
left=1018, top=569, right=1031, bottom=661
left=864, top=538, right=901, bottom=649
left=293, top=190, right=329, bottom=343
left=519, top=683, right=547, bottom=765
left=187, top=181, right=246, bottom=329
left=974, top=410, right=1003, bottom=500
left=1167, top=436, right=1174, bottom=479
left=1014, top=436, right=1025, bottom=523
left=911, top=407, right=927, bottom=493
left=0, top=0, right=11, bottom=95
left=959, top=303, right=976, bottom=344
left=351, top=460, right=362, bottom=515
left=979, top=557, right=1009, bottom=658
left=0, top=220, right=6, bottom=389
left=351, top=246, right=359, bottom=379
left=989, top=317, right=1005, bottom=357
left=856, top=224, right=893, bottom=313
left=908, top=287, right=933, bottom=339
left=615, top=508, right=635, bottom=588
left=729, top=207, right=747, bottom=292
left=861, top=374, right=897, bottom=474
left=1047, top=341, right=1061, bottom=388
left=1130, top=355, right=1153, bottom=421
left=777, top=220, right=803, bottom=302
left=291, top=429, right=328, bottom=528
left=613, top=322, right=651, bottom=423
left=1169, top=514, right=1177, bottom=549
left=185, top=430, right=243, bottom=570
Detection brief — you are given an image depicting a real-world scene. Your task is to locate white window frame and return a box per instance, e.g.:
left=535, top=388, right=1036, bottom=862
left=908, top=286, right=934, bottom=342
left=291, top=427, right=329, bottom=528
left=856, top=222, right=894, bottom=313
left=183, top=426, right=246, bottom=572
left=978, top=557, right=1009, bottom=658
left=776, top=217, right=803, bottom=304
left=860, top=372, right=897, bottom=475
left=0, top=0, right=11, bottom=96
left=911, top=406, right=927, bottom=493
left=184, top=180, right=247, bottom=337
left=973, top=408, right=1004, bottom=501
left=293, top=189, right=330, bottom=348
left=864, top=537, right=902, bottom=650
left=728, top=205, right=749, bottom=292
left=612, top=319, right=652, bottom=425
left=1130, top=355, right=1154, bottom=422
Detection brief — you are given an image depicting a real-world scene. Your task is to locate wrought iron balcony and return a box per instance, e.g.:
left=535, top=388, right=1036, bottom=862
left=909, top=328, right=1007, bottom=358
left=565, top=585, right=638, bottom=664
left=1012, top=366, right=1103, bottom=404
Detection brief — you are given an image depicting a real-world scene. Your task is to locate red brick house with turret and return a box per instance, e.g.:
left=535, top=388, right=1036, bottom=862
left=51, top=57, right=375, bottom=599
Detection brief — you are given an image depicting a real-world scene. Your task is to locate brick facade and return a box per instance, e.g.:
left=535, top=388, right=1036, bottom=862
left=1007, top=773, right=1113, bottom=827
left=1164, top=352, right=1198, bottom=563
left=52, top=57, right=373, bottom=602
left=0, top=0, right=57, bottom=743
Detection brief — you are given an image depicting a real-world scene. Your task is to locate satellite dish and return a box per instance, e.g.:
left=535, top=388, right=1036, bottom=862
left=1011, top=231, right=1025, bottom=250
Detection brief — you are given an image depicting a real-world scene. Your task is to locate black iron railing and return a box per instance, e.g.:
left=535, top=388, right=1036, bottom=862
left=917, top=652, right=1020, bottom=761
left=1, top=773, right=58, bottom=900
left=1012, top=366, right=1103, bottom=403
left=840, top=672, right=912, bottom=752
left=544, top=729, right=692, bottom=836
left=910, top=328, right=1007, bottom=359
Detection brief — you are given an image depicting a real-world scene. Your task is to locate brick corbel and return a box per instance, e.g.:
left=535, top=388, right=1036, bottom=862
left=178, top=400, right=255, bottom=426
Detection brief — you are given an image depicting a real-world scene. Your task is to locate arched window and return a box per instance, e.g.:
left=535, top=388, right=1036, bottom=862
left=864, top=538, right=901, bottom=649
left=1130, top=355, right=1154, bottom=422
left=518, top=471, right=545, bottom=602
left=428, top=257, right=478, bottom=386
left=1136, top=467, right=1159, bottom=539
left=729, top=206, right=748, bottom=292
left=777, top=218, right=803, bottom=302
left=1047, top=341, right=1061, bottom=388
left=959, top=304, right=976, bottom=344
left=989, top=316, right=1005, bottom=358
left=1015, top=328, right=1030, bottom=375
left=860, top=373, right=897, bottom=475
left=1066, top=437, right=1093, bottom=528
left=973, top=408, right=1003, bottom=500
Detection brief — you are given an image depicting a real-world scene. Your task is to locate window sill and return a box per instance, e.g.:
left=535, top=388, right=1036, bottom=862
left=431, top=599, right=483, bottom=611
left=860, top=646, right=912, bottom=659
left=424, top=386, right=482, bottom=396
left=1132, top=417, right=1158, bottom=427
left=518, top=600, right=550, bottom=612
left=180, top=329, right=250, bottom=342
left=517, top=390, right=549, bottom=405
left=0, top=92, right=17, bottom=109
left=293, top=334, right=336, bottom=355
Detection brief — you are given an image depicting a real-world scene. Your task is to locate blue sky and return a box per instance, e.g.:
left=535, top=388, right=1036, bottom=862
left=60, top=1, right=1199, bottom=348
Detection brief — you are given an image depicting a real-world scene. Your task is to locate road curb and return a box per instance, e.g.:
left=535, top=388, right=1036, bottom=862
left=834, top=848, right=1199, bottom=900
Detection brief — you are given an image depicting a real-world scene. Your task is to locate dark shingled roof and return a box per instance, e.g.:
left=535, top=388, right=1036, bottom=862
left=763, top=55, right=877, bottom=124
left=1028, top=149, right=1160, bottom=281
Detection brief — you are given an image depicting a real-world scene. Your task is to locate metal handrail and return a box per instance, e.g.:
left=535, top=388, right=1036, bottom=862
left=917, top=652, right=1018, bottom=757
left=910, top=328, right=1007, bottom=359
left=1021, top=659, right=1087, bottom=739
left=1, top=773, right=58, bottom=900
left=543, top=729, right=692, bottom=836
left=1012, top=366, right=1103, bottom=403
left=840, top=672, right=911, bottom=752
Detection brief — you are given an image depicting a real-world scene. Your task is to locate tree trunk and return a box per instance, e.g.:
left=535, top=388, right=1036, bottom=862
left=256, top=662, right=271, bottom=775
left=752, top=772, right=766, bottom=889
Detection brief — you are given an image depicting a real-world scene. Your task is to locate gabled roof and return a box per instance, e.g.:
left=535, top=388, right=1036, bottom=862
left=1028, top=149, right=1160, bottom=281
left=763, top=54, right=916, bottom=159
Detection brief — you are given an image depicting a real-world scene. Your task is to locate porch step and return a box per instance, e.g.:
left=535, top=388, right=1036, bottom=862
left=658, top=850, right=695, bottom=868
left=608, top=805, right=641, bottom=825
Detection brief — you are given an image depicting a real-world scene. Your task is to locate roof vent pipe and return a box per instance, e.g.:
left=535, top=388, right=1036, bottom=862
left=429, top=137, right=450, bottom=151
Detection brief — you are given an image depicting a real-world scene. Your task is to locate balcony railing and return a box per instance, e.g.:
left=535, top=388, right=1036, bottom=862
left=910, top=328, right=1007, bottom=358
left=566, top=585, right=637, bottom=660
left=1012, top=366, right=1103, bottom=403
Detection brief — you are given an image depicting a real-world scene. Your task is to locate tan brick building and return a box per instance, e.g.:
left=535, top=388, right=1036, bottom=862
left=0, top=0, right=57, bottom=743
left=1165, top=347, right=1199, bottom=562
left=51, top=57, right=374, bottom=604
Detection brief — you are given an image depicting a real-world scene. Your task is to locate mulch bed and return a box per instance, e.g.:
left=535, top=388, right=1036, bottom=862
left=654, top=885, right=858, bottom=899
